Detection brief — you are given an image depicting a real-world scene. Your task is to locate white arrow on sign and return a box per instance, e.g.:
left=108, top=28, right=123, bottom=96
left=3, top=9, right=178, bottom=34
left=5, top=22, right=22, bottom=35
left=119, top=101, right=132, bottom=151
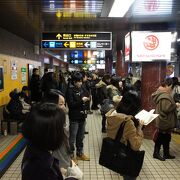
left=84, top=42, right=90, bottom=48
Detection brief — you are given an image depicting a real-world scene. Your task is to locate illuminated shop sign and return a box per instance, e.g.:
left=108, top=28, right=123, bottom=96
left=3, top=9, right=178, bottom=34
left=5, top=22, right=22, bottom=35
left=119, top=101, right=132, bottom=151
left=132, top=0, right=172, bottom=16
left=131, top=31, right=172, bottom=62
left=42, top=32, right=112, bottom=50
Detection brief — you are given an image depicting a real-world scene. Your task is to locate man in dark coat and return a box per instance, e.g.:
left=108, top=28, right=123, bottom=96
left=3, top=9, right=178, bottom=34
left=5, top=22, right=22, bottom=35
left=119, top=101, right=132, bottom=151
left=66, top=72, right=90, bottom=161
left=29, top=68, right=41, bottom=102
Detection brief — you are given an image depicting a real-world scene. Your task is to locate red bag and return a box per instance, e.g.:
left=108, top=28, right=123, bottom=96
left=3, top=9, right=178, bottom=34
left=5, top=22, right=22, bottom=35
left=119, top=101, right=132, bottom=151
left=153, top=128, right=159, bottom=142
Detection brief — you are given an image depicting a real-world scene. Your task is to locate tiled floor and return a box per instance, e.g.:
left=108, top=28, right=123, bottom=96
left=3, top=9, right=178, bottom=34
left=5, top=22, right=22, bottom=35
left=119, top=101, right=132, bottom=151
left=1, top=110, right=180, bottom=180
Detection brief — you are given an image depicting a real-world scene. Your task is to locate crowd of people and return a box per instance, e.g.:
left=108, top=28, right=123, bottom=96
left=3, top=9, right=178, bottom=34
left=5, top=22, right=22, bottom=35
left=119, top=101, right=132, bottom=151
left=3, top=67, right=180, bottom=180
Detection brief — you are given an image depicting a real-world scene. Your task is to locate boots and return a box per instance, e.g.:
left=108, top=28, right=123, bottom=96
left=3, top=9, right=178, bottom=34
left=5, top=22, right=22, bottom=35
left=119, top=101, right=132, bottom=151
left=163, top=145, right=175, bottom=159
left=153, top=146, right=165, bottom=161
left=153, top=153, right=165, bottom=161
left=163, top=136, right=175, bottom=159
left=164, top=154, right=175, bottom=159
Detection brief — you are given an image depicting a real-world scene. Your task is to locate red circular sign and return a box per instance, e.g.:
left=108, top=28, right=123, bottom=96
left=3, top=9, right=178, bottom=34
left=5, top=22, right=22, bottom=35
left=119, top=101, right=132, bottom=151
left=143, top=35, right=159, bottom=50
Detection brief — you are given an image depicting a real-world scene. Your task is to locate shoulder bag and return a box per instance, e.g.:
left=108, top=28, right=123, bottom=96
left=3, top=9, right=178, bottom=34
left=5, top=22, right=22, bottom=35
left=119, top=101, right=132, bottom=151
left=99, top=121, right=145, bottom=177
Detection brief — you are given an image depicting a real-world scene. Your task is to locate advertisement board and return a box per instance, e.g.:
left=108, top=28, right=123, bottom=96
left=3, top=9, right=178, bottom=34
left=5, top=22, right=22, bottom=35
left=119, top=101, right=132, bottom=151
left=132, top=0, right=172, bottom=16
left=131, top=31, right=172, bottom=62
left=125, top=32, right=131, bottom=61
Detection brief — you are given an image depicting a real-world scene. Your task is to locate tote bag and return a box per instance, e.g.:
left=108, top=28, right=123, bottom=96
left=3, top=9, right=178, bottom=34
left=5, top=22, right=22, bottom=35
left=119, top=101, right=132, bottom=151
left=99, top=122, right=145, bottom=177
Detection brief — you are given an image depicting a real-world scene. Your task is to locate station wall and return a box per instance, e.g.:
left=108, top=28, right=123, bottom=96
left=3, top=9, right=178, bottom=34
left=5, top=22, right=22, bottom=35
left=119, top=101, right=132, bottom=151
left=0, top=54, right=41, bottom=106
left=0, top=27, right=42, bottom=106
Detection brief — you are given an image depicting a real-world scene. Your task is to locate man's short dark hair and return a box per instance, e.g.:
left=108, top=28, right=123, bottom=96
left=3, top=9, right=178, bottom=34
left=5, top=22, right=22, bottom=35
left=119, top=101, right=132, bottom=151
left=22, top=86, right=29, bottom=91
left=71, top=72, right=82, bottom=82
left=22, top=103, right=65, bottom=151
left=33, top=68, right=38, bottom=74
left=43, top=90, right=59, bottom=104
left=161, top=78, right=173, bottom=87
left=43, top=89, right=64, bottom=104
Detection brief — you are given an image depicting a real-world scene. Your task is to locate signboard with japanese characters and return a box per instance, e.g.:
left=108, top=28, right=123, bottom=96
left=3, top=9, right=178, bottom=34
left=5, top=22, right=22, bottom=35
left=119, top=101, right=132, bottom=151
left=42, top=32, right=112, bottom=50
left=11, top=60, right=18, bottom=80
left=21, top=67, right=27, bottom=84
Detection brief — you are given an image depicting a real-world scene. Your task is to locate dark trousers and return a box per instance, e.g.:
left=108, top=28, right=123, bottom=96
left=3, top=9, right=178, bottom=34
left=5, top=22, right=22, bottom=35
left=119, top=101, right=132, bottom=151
left=69, top=120, right=86, bottom=156
left=154, top=131, right=171, bottom=156
left=91, top=90, right=98, bottom=109
left=101, top=113, right=106, bottom=131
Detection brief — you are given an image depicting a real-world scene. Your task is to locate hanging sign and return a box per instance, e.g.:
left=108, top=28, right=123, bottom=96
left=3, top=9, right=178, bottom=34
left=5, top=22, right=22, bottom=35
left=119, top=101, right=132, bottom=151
left=42, top=32, right=112, bottom=50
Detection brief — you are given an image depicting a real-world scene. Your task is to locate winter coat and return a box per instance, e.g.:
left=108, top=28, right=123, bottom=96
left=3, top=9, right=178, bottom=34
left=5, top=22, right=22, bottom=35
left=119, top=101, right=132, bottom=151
left=66, top=84, right=86, bottom=121
left=106, top=109, right=143, bottom=151
left=152, top=90, right=177, bottom=131
left=22, top=143, right=63, bottom=180
left=106, top=85, right=122, bottom=107
left=95, top=80, right=108, bottom=105
left=30, top=74, right=41, bottom=101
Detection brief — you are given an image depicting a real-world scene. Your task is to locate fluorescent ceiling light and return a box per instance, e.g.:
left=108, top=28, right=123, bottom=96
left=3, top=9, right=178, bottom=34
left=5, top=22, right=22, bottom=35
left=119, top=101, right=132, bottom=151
left=108, top=0, right=135, bottom=17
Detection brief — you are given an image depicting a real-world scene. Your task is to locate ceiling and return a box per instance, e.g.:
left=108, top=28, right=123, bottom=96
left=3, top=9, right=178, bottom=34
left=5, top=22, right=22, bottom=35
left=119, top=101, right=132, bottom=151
left=0, top=0, right=180, bottom=50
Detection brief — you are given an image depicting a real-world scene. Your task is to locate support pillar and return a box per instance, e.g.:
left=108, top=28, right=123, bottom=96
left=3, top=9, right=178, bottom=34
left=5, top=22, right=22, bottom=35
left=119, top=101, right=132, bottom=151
left=105, top=50, right=113, bottom=74
left=116, top=50, right=128, bottom=78
left=49, top=57, right=53, bottom=69
left=141, top=61, right=166, bottom=139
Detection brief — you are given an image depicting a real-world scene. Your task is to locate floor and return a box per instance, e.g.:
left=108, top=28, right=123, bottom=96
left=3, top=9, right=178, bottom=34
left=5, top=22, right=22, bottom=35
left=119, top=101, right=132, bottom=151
left=1, top=110, right=180, bottom=180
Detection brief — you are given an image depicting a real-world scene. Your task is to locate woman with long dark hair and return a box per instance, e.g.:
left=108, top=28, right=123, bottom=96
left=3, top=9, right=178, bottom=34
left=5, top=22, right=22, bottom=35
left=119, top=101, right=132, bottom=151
left=106, top=90, right=144, bottom=180
left=21, top=103, right=66, bottom=180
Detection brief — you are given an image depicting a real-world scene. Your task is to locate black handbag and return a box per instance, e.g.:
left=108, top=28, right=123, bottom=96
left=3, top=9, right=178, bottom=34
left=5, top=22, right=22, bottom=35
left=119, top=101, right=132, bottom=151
left=99, top=121, right=145, bottom=177
left=100, top=99, right=114, bottom=113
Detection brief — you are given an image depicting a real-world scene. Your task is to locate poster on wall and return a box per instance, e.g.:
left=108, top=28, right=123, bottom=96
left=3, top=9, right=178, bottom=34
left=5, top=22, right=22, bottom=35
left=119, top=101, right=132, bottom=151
left=21, top=67, right=27, bottom=84
left=0, top=66, right=4, bottom=91
left=11, top=60, right=18, bottom=80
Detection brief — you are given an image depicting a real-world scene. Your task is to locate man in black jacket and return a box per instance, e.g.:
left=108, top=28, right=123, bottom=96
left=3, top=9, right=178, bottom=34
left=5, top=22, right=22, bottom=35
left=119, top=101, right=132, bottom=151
left=66, top=72, right=90, bottom=161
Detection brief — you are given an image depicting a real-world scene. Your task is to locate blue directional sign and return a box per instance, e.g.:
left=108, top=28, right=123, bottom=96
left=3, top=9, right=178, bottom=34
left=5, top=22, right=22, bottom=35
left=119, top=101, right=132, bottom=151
left=70, top=60, right=84, bottom=64
left=49, top=42, right=55, bottom=48
left=43, top=41, right=49, bottom=48
left=55, top=42, right=63, bottom=48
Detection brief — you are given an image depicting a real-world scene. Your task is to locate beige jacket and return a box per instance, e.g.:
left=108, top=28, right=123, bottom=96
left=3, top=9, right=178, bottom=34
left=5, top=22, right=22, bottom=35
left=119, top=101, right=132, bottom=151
left=106, top=109, right=143, bottom=151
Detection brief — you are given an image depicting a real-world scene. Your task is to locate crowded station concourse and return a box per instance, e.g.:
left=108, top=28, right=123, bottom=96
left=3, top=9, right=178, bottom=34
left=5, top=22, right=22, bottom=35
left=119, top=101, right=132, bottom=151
left=1, top=0, right=180, bottom=180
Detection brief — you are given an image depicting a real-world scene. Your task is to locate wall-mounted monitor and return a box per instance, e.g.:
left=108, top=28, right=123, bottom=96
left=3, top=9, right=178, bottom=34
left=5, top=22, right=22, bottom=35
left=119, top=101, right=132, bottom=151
left=0, top=66, right=4, bottom=91
left=131, top=31, right=172, bottom=62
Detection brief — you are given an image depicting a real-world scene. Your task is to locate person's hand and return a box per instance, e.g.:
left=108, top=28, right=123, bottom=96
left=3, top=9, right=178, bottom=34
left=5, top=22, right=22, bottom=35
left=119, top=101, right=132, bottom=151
left=82, top=97, right=90, bottom=102
left=176, top=102, right=180, bottom=108
left=60, top=167, right=67, bottom=176
left=22, top=109, right=29, bottom=114
left=138, top=120, right=144, bottom=129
